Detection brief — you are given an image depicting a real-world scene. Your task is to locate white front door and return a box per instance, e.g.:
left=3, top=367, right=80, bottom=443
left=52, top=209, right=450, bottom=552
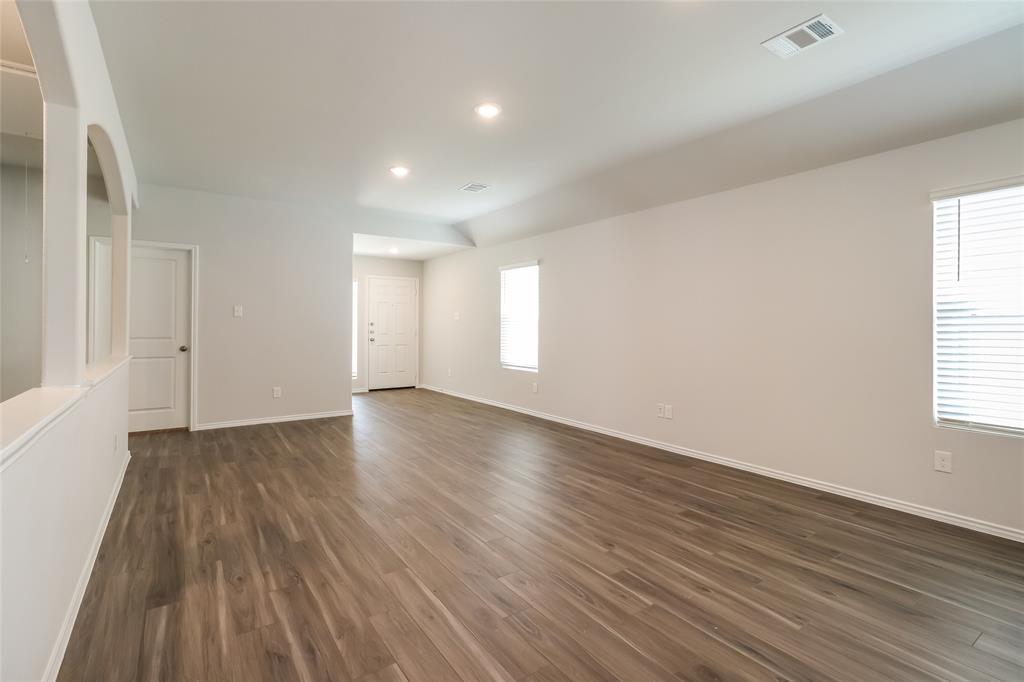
left=368, top=276, right=418, bottom=389
left=129, top=245, right=191, bottom=431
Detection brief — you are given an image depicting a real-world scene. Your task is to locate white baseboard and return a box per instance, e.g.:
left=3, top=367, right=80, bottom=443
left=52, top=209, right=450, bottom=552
left=418, top=385, right=1023, bottom=544
left=192, top=409, right=353, bottom=431
left=43, top=449, right=131, bottom=682
left=352, top=388, right=369, bottom=394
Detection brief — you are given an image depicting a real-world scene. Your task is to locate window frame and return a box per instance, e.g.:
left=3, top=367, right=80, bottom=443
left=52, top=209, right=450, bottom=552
left=499, top=261, right=540, bottom=373
left=931, top=176, right=1024, bottom=439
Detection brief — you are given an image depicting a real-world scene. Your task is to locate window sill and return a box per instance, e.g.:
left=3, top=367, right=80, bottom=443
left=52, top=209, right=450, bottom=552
left=501, top=365, right=538, bottom=373
left=935, top=420, right=1023, bottom=440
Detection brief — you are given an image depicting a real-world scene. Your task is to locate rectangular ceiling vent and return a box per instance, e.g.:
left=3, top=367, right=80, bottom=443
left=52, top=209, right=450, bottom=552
left=761, top=14, right=843, bottom=59
left=460, top=182, right=491, bottom=193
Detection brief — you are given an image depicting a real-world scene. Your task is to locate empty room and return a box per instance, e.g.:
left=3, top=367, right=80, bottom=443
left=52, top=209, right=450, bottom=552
left=2, top=1, right=1023, bottom=680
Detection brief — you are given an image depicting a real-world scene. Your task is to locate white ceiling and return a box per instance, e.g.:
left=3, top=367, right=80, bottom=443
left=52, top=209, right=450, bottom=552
left=88, top=0, right=1023, bottom=242
left=353, top=233, right=471, bottom=261
left=462, top=26, right=1024, bottom=245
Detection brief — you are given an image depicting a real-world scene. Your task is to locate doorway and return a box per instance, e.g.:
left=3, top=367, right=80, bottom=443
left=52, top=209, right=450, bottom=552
left=367, top=275, right=418, bottom=389
left=89, top=238, right=196, bottom=430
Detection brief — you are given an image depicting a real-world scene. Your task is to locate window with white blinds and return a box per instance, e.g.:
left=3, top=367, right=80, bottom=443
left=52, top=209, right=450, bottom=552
left=933, top=182, right=1024, bottom=435
left=500, top=263, right=539, bottom=371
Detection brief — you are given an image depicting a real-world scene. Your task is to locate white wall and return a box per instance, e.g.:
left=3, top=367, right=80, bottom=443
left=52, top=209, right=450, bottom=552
left=351, top=255, right=423, bottom=392
left=422, top=119, right=1024, bottom=537
left=129, top=184, right=354, bottom=427
left=1, top=168, right=112, bottom=400
left=1, top=361, right=130, bottom=681
left=1, top=164, right=43, bottom=401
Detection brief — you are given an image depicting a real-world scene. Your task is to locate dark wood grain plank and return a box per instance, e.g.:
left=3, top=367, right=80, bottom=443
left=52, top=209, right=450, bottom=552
left=57, top=388, right=1024, bottom=682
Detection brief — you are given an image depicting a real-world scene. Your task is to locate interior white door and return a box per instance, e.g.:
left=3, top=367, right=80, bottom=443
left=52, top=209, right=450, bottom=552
left=129, top=245, right=191, bottom=431
left=368, top=276, right=418, bottom=389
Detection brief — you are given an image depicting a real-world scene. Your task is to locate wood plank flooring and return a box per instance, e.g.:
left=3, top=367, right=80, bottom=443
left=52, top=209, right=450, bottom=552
left=58, top=388, right=1024, bottom=681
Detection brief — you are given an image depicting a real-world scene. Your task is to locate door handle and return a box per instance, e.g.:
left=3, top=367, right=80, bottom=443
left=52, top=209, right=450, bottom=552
left=179, top=345, right=189, bottom=352
left=369, top=338, right=375, bottom=342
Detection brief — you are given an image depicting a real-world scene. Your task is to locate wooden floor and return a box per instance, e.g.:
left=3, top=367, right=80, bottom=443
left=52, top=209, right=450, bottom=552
left=59, top=389, right=1024, bottom=682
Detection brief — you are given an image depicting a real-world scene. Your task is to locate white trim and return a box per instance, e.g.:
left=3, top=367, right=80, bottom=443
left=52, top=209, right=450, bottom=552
left=192, top=409, right=353, bottom=431
left=42, top=449, right=131, bottom=682
left=418, top=385, right=1024, bottom=544
left=930, top=174, right=1024, bottom=201
left=0, top=58, right=37, bottom=78
left=352, top=388, right=369, bottom=394
left=936, top=419, right=1024, bottom=440
left=499, top=259, right=540, bottom=271
left=86, top=235, right=109, bottom=364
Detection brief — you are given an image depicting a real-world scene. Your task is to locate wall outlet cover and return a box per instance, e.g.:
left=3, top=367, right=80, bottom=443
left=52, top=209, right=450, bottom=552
left=934, top=450, right=953, bottom=473
left=273, top=386, right=282, bottom=399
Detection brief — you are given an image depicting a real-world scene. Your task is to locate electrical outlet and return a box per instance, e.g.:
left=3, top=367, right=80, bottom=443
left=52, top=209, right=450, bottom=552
left=454, top=311, right=461, bottom=321
left=664, top=404, right=673, bottom=419
left=233, top=304, right=244, bottom=318
left=531, top=382, right=538, bottom=394
left=934, top=450, right=953, bottom=474
left=656, top=403, right=665, bottom=418
left=447, top=368, right=453, bottom=377
left=273, top=386, right=282, bottom=399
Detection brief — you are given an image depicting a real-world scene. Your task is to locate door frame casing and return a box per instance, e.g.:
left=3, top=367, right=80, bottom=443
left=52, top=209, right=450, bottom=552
left=87, top=235, right=113, bottom=363
left=366, top=275, right=419, bottom=390
left=89, top=237, right=199, bottom=430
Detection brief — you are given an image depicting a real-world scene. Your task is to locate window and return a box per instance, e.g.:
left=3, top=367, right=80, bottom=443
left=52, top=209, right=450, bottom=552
left=352, top=281, right=358, bottom=378
left=500, top=263, right=539, bottom=371
left=933, top=182, right=1024, bottom=436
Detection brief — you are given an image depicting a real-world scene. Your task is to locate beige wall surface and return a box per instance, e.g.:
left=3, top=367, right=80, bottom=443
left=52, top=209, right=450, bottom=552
left=1, top=164, right=44, bottom=401
left=131, top=184, right=354, bottom=427
left=351, top=255, right=423, bottom=393
left=422, top=119, right=1024, bottom=534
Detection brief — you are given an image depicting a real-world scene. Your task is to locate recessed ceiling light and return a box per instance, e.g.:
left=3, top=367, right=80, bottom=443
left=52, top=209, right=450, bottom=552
left=388, top=247, right=400, bottom=255
left=389, top=166, right=410, bottom=178
left=475, top=103, right=502, bottom=119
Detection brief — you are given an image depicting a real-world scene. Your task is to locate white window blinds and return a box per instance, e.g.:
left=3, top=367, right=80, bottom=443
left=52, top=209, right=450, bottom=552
left=500, top=263, right=539, bottom=371
left=933, top=183, right=1024, bottom=435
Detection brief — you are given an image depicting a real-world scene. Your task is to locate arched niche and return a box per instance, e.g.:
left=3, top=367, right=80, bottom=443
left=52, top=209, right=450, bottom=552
left=86, top=124, right=128, bottom=216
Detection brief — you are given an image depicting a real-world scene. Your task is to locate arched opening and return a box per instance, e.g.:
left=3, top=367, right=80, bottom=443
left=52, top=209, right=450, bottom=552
left=86, top=138, right=112, bottom=364
left=84, top=123, right=131, bottom=368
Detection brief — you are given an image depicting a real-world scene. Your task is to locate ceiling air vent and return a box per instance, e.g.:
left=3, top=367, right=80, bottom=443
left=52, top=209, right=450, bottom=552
left=761, top=14, right=843, bottom=59
left=460, top=182, right=491, bottom=193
